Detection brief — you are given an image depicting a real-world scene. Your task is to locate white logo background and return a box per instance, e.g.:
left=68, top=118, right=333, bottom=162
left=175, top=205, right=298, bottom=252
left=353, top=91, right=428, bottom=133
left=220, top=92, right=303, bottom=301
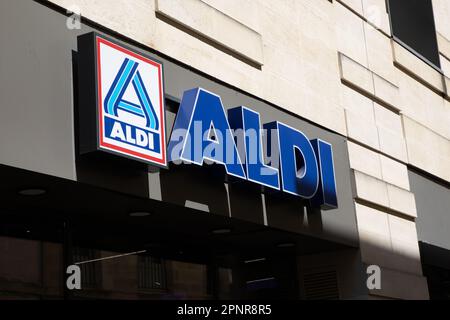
left=97, top=38, right=166, bottom=164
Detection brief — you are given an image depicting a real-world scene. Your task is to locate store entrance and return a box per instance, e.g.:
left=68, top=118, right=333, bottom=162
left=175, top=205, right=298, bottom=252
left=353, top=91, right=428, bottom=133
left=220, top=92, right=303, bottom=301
left=0, top=164, right=347, bottom=300
left=62, top=216, right=301, bottom=300
left=0, top=214, right=300, bottom=300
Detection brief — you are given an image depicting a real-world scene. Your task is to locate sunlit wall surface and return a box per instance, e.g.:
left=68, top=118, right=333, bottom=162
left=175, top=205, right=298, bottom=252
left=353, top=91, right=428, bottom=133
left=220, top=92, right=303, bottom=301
left=1, top=0, right=450, bottom=300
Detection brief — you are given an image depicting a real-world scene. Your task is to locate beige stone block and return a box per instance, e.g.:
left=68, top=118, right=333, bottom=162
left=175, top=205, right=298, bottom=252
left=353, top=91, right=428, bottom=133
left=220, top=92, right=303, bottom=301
left=374, top=103, right=403, bottom=134
left=440, top=54, right=450, bottom=78
left=446, top=76, right=450, bottom=98
left=355, top=204, right=394, bottom=270
left=440, top=55, right=450, bottom=99
left=260, top=71, right=346, bottom=136
left=387, top=215, right=422, bottom=274
left=374, top=106, right=408, bottom=162
left=347, top=137, right=410, bottom=190
left=398, top=72, right=450, bottom=140
left=437, top=33, right=450, bottom=60
left=347, top=141, right=382, bottom=179
left=390, top=237, right=421, bottom=267
left=260, top=0, right=303, bottom=25
left=397, top=73, right=429, bottom=127
left=380, top=156, right=410, bottom=190
left=356, top=204, right=423, bottom=278
left=433, top=1, right=450, bottom=43
left=338, top=0, right=364, bottom=16
left=202, top=0, right=260, bottom=33
left=354, top=171, right=389, bottom=207
left=393, top=41, right=445, bottom=93
left=354, top=168, right=417, bottom=218
left=339, top=53, right=374, bottom=95
left=345, top=109, right=380, bottom=150
left=155, top=0, right=263, bottom=66
left=355, top=203, right=391, bottom=240
left=369, top=267, right=429, bottom=300
left=259, top=2, right=345, bottom=135
left=387, top=184, right=417, bottom=218
left=364, top=22, right=397, bottom=85
left=305, top=96, right=348, bottom=136
left=261, top=43, right=304, bottom=86
left=362, top=0, right=391, bottom=35
left=373, top=73, right=400, bottom=111
left=359, top=232, right=393, bottom=269
left=50, top=0, right=157, bottom=47
left=357, top=228, right=390, bottom=259
left=156, top=20, right=263, bottom=95
left=339, top=84, right=375, bottom=123
left=335, top=3, right=368, bottom=66
left=377, top=125, right=408, bottom=162
left=388, top=215, right=419, bottom=244
left=261, top=72, right=306, bottom=115
left=259, top=3, right=301, bottom=54
left=426, top=97, right=450, bottom=141
left=403, top=116, right=450, bottom=182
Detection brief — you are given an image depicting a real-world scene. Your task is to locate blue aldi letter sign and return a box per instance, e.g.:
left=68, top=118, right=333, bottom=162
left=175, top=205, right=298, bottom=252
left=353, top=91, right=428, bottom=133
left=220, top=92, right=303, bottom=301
left=77, top=33, right=167, bottom=167
left=168, top=88, right=338, bottom=210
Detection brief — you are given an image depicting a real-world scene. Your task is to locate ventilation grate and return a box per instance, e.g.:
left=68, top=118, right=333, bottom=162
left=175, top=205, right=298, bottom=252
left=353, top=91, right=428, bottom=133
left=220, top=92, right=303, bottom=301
left=303, top=268, right=339, bottom=300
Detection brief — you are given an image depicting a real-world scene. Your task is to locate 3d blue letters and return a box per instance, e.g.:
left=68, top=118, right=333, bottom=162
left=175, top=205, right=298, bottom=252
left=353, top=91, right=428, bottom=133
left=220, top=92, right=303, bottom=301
left=168, top=88, right=246, bottom=179
left=168, top=88, right=338, bottom=209
left=311, top=139, right=338, bottom=209
left=228, top=107, right=280, bottom=190
left=268, top=122, right=319, bottom=199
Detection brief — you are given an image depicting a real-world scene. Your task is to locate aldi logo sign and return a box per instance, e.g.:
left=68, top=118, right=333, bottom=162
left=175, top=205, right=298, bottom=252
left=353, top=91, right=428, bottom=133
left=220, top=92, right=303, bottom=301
left=99, top=38, right=166, bottom=164
left=77, top=33, right=338, bottom=210
left=78, top=33, right=167, bottom=167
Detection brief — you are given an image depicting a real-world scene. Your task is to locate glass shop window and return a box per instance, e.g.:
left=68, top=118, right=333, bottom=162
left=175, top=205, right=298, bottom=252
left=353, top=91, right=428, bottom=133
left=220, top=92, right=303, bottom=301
left=387, top=0, right=441, bottom=68
left=72, top=247, right=102, bottom=289
left=137, top=255, right=167, bottom=290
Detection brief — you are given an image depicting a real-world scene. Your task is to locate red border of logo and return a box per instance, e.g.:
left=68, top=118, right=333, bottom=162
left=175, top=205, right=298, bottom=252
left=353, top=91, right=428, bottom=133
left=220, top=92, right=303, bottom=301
left=96, top=36, right=166, bottom=166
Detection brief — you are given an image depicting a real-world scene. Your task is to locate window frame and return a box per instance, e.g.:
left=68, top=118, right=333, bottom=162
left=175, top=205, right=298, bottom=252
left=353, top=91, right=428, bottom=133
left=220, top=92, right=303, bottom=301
left=386, top=0, right=443, bottom=73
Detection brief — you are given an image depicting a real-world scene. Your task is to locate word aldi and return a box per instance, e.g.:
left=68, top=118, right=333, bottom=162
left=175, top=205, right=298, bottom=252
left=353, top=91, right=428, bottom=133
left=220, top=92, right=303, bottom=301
left=77, top=33, right=167, bottom=167
left=168, top=88, right=338, bottom=210
left=77, top=33, right=337, bottom=209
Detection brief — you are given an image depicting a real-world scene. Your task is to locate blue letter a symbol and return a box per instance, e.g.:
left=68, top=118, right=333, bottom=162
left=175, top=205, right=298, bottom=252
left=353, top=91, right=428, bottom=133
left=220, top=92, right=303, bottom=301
left=104, top=58, right=159, bottom=130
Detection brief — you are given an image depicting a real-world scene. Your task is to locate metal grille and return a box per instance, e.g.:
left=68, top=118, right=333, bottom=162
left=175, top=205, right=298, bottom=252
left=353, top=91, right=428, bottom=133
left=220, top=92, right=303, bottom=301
left=72, top=247, right=101, bottom=288
left=138, top=256, right=167, bottom=290
left=303, top=268, right=339, bottom=300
